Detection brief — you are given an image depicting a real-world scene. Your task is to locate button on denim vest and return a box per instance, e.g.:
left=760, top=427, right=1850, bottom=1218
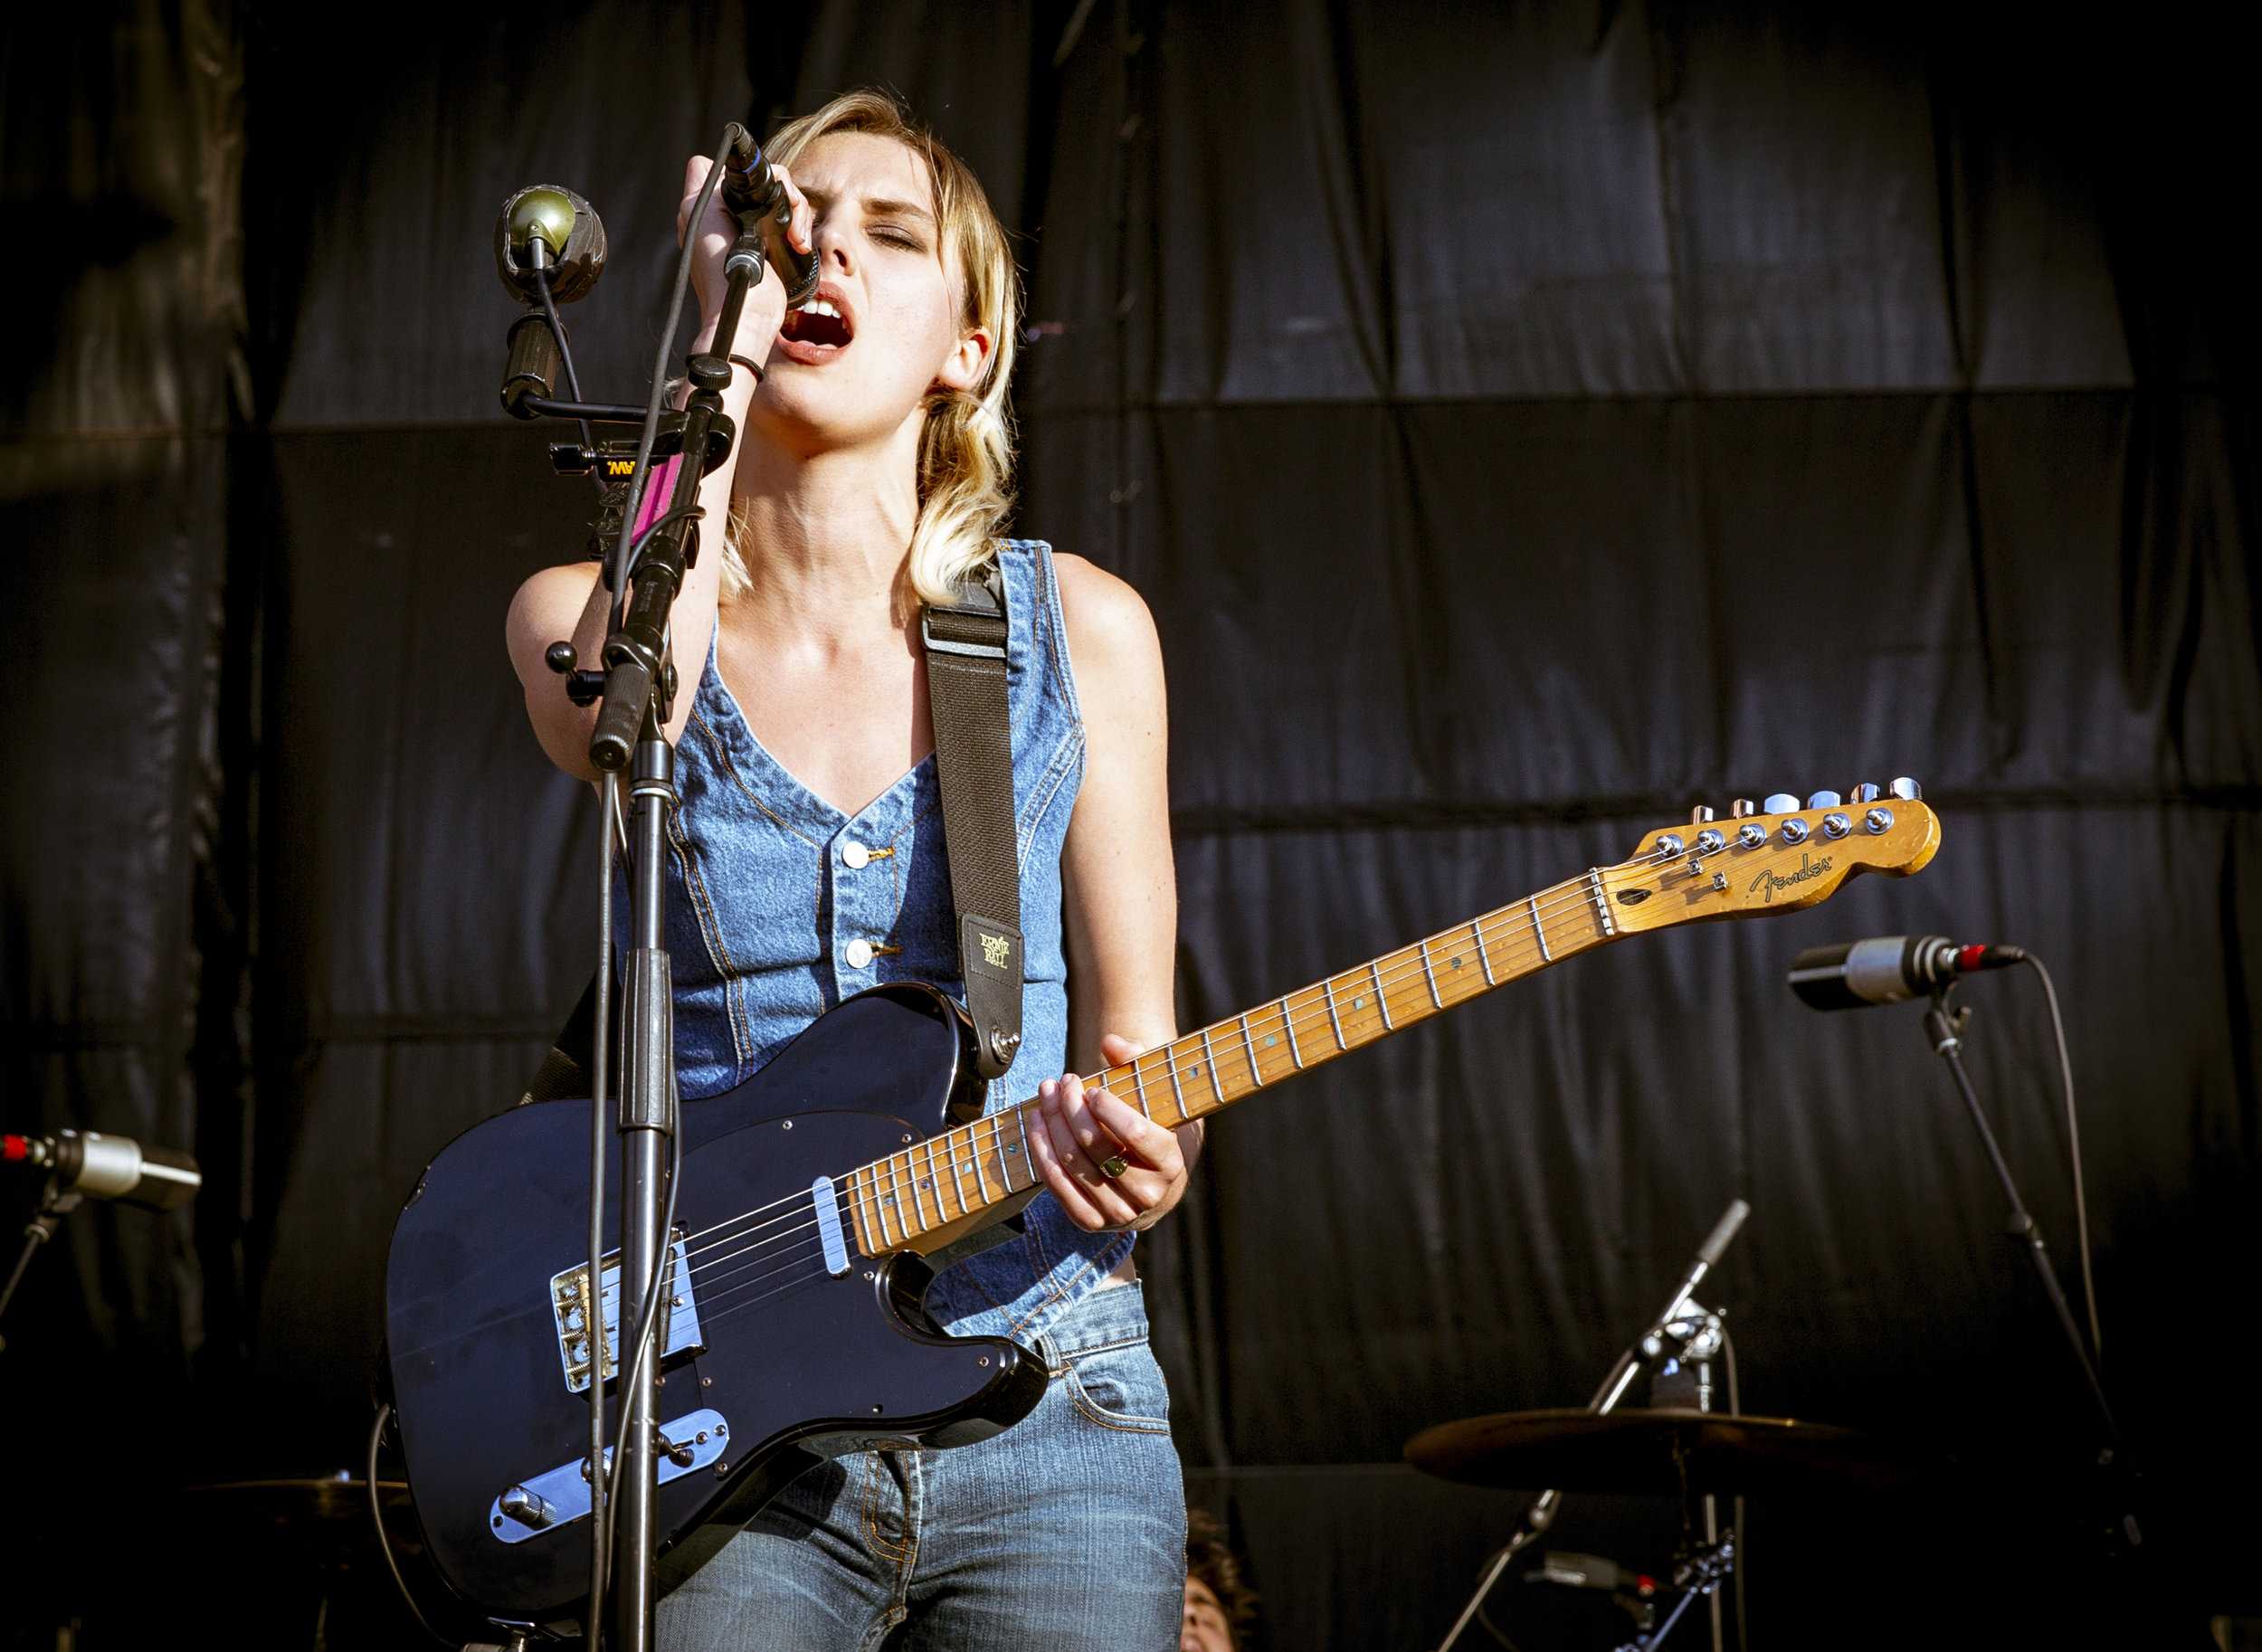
left=646, top=539, right=1129, bottom=1342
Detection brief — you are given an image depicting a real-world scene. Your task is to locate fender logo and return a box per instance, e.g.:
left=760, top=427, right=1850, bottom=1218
left=1747, top=852, right=1832, bottom=903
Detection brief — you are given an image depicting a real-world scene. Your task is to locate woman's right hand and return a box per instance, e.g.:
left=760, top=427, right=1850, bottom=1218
left=676, top=153, right=814, bottom=358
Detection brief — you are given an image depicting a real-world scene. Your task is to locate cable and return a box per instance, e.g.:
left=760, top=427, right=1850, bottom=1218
left=606, top=128, right=732, bottom=638
left=2023, top=955, right=2102, bottom=1365
left=584, top=772, right=620, bottom=1647
left=367, top=1402, right=454, bottom=1647
left=1474, top=1591, right=1530, bottom=1652
left=533, top=266, right=604, bottom=497
left=601, top=1116, right=683, bottom=1579
left=1721, top=1322, right=1745, bottom=1652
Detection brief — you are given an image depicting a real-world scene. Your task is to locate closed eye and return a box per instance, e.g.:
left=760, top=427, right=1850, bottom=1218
left=870, top=225, right=925, bottom=251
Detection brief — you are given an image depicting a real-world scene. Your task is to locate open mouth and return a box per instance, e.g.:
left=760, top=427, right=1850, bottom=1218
left=779, top=294, right=853, bottom=355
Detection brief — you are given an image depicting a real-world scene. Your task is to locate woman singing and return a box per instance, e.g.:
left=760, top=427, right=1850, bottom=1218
left=505, top=90, right=1193, bottom=1649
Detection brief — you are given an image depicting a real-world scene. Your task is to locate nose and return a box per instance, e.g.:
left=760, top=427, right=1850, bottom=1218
left=813, top=214, right=854, bottom=277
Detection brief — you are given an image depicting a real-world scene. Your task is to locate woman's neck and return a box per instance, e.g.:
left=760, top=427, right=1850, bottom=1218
left=726, top=418, right=924, bottom=642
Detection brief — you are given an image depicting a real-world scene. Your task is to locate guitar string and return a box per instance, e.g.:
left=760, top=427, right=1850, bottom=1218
left=604, top=825, right=1857, bottom=1305
left=592, top=841, right=1712, bottom=1308
left=616, top=813, right=1897, bottom=1301
left=605, top=825, right=1893, bottom=1336
left=588, top=850, right=1669, bottom=1303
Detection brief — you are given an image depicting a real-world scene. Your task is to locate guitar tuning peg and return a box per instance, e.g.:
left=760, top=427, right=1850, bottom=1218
left=1889, top=776, right=1922, bottom=800
left=1689, top=804, right=1716, bottom=824
left=1728, top=799, right=1758, bottom=819
left=1849, top=783, right=1882, bottom=803
left=1806, top=789, right=1842, bottom=809
left=1761, top=793, right=1801, bottom=814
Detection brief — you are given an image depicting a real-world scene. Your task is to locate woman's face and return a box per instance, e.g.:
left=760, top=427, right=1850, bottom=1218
left=749, top=130, right=990, bottom=454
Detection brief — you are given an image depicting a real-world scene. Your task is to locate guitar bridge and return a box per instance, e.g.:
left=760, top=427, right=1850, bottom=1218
left=549, top=1229, right=707, bottom=1396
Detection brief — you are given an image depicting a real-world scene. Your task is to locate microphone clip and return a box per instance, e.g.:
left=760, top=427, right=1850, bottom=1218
left=1639, top=1300, right=1725, bottom=1367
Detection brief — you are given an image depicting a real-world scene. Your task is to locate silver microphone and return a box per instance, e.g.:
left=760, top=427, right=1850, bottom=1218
left=5, top=1129, right=200, bottom=1211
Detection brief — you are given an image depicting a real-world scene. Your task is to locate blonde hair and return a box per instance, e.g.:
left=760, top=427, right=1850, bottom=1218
left=720, top=89, right=1021, bottom=611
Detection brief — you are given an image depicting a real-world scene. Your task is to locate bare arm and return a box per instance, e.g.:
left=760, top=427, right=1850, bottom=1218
left=504, top=155, right=810, bottom=781
left=1027, top=553, right=1202, bottom=1233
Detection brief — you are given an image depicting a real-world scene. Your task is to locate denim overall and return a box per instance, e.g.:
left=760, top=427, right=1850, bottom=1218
left=651, top=540, right=1183, bottom=1650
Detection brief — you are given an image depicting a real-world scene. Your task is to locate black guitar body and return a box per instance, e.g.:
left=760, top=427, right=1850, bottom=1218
left=384, top=983, right=1047, bottom=1627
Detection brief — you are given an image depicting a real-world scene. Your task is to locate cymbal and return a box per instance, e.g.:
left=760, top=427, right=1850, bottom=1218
left=178, top=1476, right=414, bottom=1531
left=1404, top=1408, right=1937, bottom=1498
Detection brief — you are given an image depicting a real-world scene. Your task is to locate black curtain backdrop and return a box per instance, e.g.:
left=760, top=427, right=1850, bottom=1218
left=3, top=4, right=2257, bottom=1648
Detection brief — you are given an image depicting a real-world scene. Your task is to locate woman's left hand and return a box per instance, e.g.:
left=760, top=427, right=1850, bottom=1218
left=1029, top=1033, right=1199, bottom=1233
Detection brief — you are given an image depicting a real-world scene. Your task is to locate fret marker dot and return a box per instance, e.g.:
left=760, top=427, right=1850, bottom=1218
left=1451, top=955, right=1463, bottom=969
left=1187, top=1064, right=1201, bottom=1078
left=1352, top=996, right=1365, bottom=1010
left=1265, top=1035, right=1278, bottom=1048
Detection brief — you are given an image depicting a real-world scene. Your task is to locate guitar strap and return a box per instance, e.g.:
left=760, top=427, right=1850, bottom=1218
left=919, top=564, right=1025, bottom=1082
left=518, top=559, right=1028, bottom=1105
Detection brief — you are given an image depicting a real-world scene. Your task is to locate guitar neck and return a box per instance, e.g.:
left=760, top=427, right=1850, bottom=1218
left=841, top=866, right=1627, bottom=1258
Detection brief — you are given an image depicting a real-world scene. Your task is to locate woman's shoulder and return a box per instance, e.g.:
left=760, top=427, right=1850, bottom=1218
left=1037, top=548, right=1153, bottom=640
left=1039, top=548, right=1163, bottom=707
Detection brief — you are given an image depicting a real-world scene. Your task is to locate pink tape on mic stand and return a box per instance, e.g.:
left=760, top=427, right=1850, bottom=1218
left=631, top=452, right=687, bottom=541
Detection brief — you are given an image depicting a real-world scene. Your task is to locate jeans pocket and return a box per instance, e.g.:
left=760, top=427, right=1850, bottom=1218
left=1060, top=1336, right=1172, bottom=1435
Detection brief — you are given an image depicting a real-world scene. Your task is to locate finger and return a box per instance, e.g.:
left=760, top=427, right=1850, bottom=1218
left=1096, top=1031, right=1148, bottom=1067
left=1088, top=1089, right=1183, bottom=1177
left=1041, top=1076, right=1114, bottom=1175
left=677, top=155, right=712, bottom=234
left=1028, top=1089, right=1110, bottom=1229
left=1040, top=1081, right=1145, bottom=1230
left=769, top=159, right=813, bottom=253
left=1050, top=1076, right=1147, bottom=1193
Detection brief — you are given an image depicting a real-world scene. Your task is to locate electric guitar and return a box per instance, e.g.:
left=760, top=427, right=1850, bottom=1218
left=384, top=789, right=1940, bottom=1624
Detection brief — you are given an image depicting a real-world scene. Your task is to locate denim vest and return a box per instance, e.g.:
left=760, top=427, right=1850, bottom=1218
left=647, top=538, right=1130, bottom=1342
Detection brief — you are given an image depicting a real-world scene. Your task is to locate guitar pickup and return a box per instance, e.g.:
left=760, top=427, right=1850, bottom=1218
left=549, top=1230, right=707, bottom=1397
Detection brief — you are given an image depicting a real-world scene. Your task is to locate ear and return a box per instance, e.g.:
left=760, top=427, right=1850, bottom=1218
left=935, top=323, right=993, bottom=394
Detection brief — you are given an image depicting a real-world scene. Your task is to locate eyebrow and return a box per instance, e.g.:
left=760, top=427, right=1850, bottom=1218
left=801, top=188, right=936, bottom=228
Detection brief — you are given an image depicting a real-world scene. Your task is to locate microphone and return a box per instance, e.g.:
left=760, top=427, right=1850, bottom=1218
left=5, top=1129, right=201, bottom=1212
left=1789, top=935, right=2028, bottom=1011
left=1649, top=1198, right=1749, bottom=1334
left=495, top=185, right=609, bottom=418
left=493, top=184, right=608, bottom=307
left=718, top=131, right=821, bottom=308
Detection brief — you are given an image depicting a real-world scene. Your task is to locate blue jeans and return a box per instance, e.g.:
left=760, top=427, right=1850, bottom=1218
left=657, top=1281, right=1185, bottom=1650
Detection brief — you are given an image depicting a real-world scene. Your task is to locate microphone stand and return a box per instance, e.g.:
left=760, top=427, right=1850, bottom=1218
left=542, top=210, right=774, bottom=1652
left=1922, top=992, right=2128, bottom=1513
left=1434, top=1201, right=1749, bottom=1652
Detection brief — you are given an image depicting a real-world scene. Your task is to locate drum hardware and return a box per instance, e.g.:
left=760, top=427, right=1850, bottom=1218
left=1417, top=1201, right=1754, bottom=1652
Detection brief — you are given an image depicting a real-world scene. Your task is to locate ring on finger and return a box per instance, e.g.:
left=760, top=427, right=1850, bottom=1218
left=1096, top=1153, right=1130, bottom=1180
